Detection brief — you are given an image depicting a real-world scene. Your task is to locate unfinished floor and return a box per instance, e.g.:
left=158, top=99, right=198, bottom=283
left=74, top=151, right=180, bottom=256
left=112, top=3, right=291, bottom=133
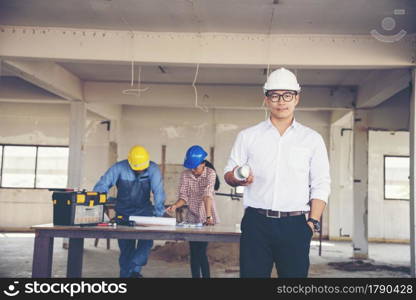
left=0, top=233, right=411, bottom=278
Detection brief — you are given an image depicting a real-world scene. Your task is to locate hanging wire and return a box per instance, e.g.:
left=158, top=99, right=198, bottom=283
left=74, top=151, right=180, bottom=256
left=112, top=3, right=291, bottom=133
left=130, top=60, right=134, bottom=87
left=110, top=2, right=149, bottom=97
left=265, top=6, right=276, bottom=77
left=188, top=0, right=208, bottom=112
left=122, top=64, right=149, bottom=96
left=192, top=63, right=209, bottom=112
left=263, top=7, right=276, bottom=120
left=137, top=64, right=142, bottom=97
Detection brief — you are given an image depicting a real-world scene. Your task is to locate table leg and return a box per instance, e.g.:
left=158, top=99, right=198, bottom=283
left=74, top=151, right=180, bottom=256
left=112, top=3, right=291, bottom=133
left=67, top=238, right=84, bottom=278
left=32, top=232, right=54, bottom=278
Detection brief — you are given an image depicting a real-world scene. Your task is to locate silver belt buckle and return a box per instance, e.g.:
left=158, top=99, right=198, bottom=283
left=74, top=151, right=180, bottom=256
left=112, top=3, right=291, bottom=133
left=266, top=209, right=281, bottom=218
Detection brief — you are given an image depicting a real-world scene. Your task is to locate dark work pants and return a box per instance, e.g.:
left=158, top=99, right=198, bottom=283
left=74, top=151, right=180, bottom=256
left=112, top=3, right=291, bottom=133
left=118, top=239, right=153, bottom=278
left=189, top=241, right=210, bottom=278
left=240, top=207, right=313, bottom=278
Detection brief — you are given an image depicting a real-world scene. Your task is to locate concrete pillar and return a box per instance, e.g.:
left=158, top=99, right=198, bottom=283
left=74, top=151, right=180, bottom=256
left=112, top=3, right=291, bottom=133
left=67, top=102, right=86, bottom=189
left=352, top=109, right=369, bottom=259
left=63, top=102, right=86, bottom=249
left=409, top=68, right=416, bottom=278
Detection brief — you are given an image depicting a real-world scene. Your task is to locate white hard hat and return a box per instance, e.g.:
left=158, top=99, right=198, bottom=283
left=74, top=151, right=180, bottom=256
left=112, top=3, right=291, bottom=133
left=263, top=67, right=301, bottom=95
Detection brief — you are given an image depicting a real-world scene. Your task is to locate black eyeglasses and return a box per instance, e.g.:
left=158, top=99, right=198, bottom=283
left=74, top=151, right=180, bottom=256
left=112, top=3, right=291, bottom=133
left=267, top=92, right=297, bottom=103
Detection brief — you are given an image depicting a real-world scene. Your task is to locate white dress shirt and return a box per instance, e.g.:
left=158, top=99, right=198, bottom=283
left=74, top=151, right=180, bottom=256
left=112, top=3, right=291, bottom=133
left=224, top=118, right=330, bottom=212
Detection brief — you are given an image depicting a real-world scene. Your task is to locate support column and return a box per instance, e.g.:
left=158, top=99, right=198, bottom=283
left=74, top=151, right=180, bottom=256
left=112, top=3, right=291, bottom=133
left=64, top=102, right=86, bottom=249
left=67, top=101, right=86, bottom=189
left=409, top=68, right=416, bottom=278
left=352, top=109, right=369, bottom=259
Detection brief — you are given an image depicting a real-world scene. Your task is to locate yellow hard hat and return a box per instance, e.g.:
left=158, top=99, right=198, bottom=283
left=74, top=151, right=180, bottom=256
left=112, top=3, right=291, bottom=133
left=127, top=145, right=150, bottom=171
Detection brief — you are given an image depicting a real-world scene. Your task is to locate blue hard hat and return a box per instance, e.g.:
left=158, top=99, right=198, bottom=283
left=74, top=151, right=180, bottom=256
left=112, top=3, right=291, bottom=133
left=183, top=145, right=207, bottom=169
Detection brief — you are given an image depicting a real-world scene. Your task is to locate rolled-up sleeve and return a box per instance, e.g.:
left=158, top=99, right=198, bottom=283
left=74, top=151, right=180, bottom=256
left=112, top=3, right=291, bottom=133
left=178, top=172, right=189, bottom=203
left=309, top=135, right=331, bottom=203
left=203, top=169, right=216, bottom=197
left=224, top=131, right=248, bottom=174
left=150, top=164, right=166, bottom=217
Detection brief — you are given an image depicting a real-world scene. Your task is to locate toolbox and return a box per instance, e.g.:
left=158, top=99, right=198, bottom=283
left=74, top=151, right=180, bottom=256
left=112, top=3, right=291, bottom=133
left=52, top=191, right=107, bottom=226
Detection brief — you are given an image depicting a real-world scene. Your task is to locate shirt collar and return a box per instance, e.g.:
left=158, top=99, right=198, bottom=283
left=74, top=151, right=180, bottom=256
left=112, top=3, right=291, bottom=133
left=265, top=117, right=298, bottom=129
left=291, top=118, right=298, bottom=129
left=265, top=117, right=273, bottom=128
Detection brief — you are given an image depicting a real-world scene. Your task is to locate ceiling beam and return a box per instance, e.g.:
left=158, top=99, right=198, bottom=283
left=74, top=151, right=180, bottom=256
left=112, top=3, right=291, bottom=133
left=0, top=26, right=414, bottom=69
left=86, top=103, right=122, bottom=121
left=356, top=69, right=411, bottom=108
left=0, top=76, right=65, bottom=103
left=2, top=59, right=83, bottom=101
left=0, top=78, right=354, bottom=111
left=84, top=81, right=355, bottom=110
left=331, top=110, right=353, bottom=126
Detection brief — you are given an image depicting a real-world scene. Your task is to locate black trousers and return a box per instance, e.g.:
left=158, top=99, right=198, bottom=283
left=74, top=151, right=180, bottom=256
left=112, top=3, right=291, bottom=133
left=189, top=241, right=210, bottom=278
left=240, top=207, right=313, bottom=278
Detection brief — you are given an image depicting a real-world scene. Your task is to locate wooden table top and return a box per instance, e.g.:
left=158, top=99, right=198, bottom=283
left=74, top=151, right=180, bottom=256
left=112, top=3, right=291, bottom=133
left=31, top=223, right=241, bottom=236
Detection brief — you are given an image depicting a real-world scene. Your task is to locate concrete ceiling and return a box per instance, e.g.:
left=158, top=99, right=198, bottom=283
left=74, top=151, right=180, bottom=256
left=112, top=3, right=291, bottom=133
left=1, top=0, right=415, bottom=34
left=0, top=0, right=413, bottom=101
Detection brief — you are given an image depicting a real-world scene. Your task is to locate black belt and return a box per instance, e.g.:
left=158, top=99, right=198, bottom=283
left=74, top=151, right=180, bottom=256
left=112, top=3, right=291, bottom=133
left=251, top=207, right=307, bottom=219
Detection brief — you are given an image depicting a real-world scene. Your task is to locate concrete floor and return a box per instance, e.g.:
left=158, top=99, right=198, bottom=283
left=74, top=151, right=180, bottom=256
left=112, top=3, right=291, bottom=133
left=0, top=233, right=411, bottom=278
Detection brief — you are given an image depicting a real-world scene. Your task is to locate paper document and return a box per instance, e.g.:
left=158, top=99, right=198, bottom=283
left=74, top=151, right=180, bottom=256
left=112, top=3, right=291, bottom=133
left=129, top=216, right=176, bottom=226
left=176, top=222, right=203, bottom=227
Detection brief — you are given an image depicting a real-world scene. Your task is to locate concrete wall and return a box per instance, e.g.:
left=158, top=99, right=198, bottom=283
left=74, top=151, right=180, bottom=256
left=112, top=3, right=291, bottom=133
left=329, top=111, right=354, bottom=240
left=0, top=102, right=68, bottom=228
left=328, top=109, right=411, bottom=242
left=120, top=105, right=331, bottom=227
left=0, top=102, right=109, bottom=228
left=368, top=131, right=410, bottom=241
left=365, top=88, right=410, bottom=241
left=83, top=113, right=111, bottom=190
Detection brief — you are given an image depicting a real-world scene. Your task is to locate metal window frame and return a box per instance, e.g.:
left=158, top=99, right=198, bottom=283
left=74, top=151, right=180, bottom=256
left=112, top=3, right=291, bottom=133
left=0, top=144, right=69, bottom=190
left=383, top=154, right=410, bottom=201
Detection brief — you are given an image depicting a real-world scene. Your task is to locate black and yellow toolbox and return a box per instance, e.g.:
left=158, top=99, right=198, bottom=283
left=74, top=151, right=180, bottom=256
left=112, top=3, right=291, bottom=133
left=51, top=190, right=107, bottom=226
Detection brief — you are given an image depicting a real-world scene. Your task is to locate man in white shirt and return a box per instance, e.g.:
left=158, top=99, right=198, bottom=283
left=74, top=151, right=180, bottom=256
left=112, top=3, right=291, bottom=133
left=224, top=68, right=330, bottom=278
